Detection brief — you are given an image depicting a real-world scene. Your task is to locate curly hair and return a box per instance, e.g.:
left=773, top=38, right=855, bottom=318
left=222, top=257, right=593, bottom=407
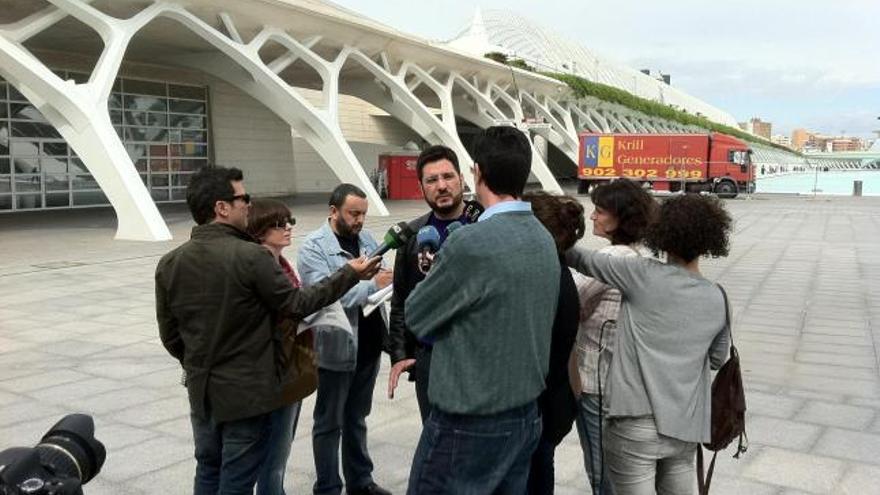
left=523, top=191, right=586, bottom=254
left=589, top=179, right=656, bottom=245
left=645, top=194, right=732, bottom=263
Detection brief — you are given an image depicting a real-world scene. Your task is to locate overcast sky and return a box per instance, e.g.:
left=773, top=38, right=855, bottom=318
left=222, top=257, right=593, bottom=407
left=332, top=0, right=880, bottom=139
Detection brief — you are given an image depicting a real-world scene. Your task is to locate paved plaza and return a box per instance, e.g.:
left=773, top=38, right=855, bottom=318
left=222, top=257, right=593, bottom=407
left=1, top=193, right=879, bottom=494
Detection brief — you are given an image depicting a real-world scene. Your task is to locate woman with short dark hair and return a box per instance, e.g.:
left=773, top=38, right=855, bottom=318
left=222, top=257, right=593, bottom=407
left=566, top=192, right=732, bottom=495
left=247, top=198, right=313, bottom=495
left=569, top=179, right=656, bottom=495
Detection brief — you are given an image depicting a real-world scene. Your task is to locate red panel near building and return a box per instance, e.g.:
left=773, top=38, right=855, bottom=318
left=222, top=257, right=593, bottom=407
left=379, top=153, right=423, bottom=200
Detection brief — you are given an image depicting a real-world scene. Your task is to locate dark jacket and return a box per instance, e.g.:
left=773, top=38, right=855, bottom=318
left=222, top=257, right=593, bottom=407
left=388, top=211, right=431, bottom=364
left=155, top=223, right=359, bottom=423
left=538, top=261, right=581, bottom=445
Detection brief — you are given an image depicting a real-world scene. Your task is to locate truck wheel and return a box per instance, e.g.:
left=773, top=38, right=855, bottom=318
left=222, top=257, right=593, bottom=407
left=577, top=180, right=590, bottom=195
left=714, top=180, right=738, bottom=199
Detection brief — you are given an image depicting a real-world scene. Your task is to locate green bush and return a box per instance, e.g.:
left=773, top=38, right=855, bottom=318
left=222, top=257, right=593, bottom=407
left=545, top=72, right=796, bottom=154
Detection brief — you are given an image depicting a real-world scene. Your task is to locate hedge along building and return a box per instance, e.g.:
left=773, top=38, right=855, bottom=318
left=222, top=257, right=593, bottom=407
left=0, top=1, right=747, bottom=241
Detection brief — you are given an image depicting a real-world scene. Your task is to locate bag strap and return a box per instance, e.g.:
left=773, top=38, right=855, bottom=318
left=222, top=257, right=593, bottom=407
left=697, top=446, right=718, bottom=495
left=717, top=284, right=735, bottom=354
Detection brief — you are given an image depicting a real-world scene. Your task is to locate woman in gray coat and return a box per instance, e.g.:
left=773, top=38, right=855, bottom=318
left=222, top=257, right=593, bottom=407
left=566, top=193, right=732, bottom=495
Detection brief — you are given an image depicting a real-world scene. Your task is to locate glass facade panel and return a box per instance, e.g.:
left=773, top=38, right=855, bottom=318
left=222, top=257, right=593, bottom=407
left=42, top=156, right=68, bottom=174
left=46, top=193, right=71, bottom=208
left=169, top=99, right=206, bottom=114
left=2, top=75, right=208, bottom=212
left=14, top=157, right=39, bottom=173
left=16, top=195, right=42, bottom=209
left=73, top=191, right=107, bottom=206
left=45, top=174, right=70, bottom=191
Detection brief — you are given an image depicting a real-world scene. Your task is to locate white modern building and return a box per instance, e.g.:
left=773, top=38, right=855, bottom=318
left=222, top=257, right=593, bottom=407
left=0, top=0, right=750, bottom=241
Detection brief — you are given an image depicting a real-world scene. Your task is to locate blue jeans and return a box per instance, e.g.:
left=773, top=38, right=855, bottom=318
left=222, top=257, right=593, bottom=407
left=190, top=409, right=273, bottom=495
left=527, top=436, right=556, bottom=494
left=312, top=359, right=380, bottom=495
left=407, top=402, right=542, bottom=495
left=576, top=393, right=614, bottom=495
left=256, top=401, right=303, bottom=495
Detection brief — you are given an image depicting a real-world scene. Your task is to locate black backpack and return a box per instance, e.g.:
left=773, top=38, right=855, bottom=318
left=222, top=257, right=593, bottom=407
left=697, top=285, right=748, bottom=495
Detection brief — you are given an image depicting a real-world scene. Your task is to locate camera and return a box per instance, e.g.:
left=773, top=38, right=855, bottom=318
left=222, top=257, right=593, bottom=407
left=0, top=414, right=105, bottom=495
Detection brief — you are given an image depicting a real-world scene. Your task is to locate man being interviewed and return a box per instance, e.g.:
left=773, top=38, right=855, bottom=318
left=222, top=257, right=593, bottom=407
left=386, top=144, right=482, bottom=421
left=404, top=126, right=561, bottom=494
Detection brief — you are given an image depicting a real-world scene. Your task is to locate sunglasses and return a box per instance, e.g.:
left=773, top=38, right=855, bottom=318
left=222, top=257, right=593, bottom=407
left=227, top=193, right=251, bottom=204
left=272, top=217, right=296, bottom=229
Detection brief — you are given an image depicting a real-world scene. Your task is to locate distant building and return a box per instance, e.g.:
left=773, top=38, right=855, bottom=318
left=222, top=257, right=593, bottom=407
left=738, top=118, right=772, bottom=139
left=771, top=134, right=792, bottom=148
left=791, top=128, right=812, bottom=151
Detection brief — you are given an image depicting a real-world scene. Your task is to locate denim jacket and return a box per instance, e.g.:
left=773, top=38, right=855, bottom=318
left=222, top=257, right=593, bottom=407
left=297, top=221, right=388, bottom=371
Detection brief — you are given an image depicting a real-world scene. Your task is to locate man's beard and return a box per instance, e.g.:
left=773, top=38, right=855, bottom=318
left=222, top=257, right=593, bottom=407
left=336, top=215, right=361, bottom=238
left=426, top=192, right=463, bottom=216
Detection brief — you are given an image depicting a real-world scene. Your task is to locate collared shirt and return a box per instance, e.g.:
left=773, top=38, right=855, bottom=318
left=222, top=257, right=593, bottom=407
left=478, top=199, right=532, bottom=222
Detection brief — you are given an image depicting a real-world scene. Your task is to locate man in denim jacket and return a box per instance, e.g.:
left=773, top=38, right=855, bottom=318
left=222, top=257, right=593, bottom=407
left=298, top=183, right=392, bottom=495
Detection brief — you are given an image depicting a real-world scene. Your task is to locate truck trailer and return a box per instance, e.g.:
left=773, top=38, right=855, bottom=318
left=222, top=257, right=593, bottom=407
left=577, top=132, right=754, bottom=198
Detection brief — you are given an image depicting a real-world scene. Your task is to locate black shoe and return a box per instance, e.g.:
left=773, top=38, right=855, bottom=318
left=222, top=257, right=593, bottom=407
left=348, top=482, right=392, bottom=495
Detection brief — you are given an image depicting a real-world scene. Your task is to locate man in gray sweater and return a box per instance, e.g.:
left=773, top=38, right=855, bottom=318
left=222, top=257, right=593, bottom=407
left=404, top=126, right=560, bottom=494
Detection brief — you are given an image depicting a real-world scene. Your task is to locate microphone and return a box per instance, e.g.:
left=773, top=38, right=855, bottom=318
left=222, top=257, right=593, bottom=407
left=446, top=221, right=463, bottom=236
left=368, top=221, right=415, bottom=257
left=416, top=226, right=441, bottom=274
left=463, top=201, right=484, bottom=223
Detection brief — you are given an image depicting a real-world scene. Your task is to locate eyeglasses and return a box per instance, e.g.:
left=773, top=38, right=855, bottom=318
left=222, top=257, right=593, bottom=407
left=227, top=193, right=251, bottom=204
left=272, top=217, right=296, bottom=229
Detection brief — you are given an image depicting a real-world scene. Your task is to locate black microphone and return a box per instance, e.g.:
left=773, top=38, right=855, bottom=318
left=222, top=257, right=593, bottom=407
left=463, top=201, right=484, bottom=223
left=416, top=226, right=441, bottom=273
left=368, top=221, right=415, bottom=257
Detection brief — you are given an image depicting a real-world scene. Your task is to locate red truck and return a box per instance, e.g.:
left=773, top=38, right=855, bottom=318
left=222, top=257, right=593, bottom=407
left=577, top=132, right=754, bottom=197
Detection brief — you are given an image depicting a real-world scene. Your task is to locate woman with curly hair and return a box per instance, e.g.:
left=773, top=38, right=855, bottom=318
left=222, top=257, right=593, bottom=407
left=566, top=192, right=732, bottom=495
left=521, top=191, right=584, bottom=495
left=569, top=179, right=656, bottom=495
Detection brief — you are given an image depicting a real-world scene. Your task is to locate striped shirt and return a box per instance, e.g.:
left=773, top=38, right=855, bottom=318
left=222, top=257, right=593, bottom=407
left=571, top=244, right=640, bottom=395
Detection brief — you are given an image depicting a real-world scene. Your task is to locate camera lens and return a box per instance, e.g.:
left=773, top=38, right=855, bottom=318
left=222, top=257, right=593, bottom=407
left=34, top=414, right=106, bottom=484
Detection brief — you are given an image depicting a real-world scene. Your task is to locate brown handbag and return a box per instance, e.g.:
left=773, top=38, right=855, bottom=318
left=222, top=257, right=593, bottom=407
left=697, top=285, right=748, bottom=495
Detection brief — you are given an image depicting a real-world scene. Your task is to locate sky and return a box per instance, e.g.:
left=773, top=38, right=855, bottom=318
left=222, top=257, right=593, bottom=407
left=332, top=0, right=880, bottom=139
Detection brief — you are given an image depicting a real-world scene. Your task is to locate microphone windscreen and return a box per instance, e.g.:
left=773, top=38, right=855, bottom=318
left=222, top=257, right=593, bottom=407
left=416, top=226, right=441, bottom=250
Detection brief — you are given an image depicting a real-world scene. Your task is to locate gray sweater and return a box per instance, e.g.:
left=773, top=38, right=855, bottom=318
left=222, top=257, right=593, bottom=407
left=406, top=211, right=560, bottom=415
left=566, top=247, right=730, bottom=443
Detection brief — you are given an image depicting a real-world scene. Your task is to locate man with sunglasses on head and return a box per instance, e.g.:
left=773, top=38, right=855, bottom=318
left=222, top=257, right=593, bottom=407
left=156, top=167, right=382, bottom=495
left=298, top=183, right=393, bottom=495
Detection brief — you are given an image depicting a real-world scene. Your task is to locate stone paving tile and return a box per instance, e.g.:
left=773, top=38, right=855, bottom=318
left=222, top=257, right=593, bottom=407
left=0, top=369, right=95, bottom=394
left=111, top=395, right=191, bottom=427
left=99, top=435, right=193, bottom=482
left=743, top=447, right=846, bottom=493
left=812, top=429, right=880, bottom=465
left=747, top=416, right=823, bottom=450
left=835, top=463, right=880, bottom=494
left=794, top=402, right=875, bottom=430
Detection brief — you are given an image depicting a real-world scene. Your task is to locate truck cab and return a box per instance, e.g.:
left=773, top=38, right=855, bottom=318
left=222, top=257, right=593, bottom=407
left=709, top=133, right=754, bottom=197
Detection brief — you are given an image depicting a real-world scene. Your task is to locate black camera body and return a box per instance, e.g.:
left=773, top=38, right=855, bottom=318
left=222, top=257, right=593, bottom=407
left=0, top=414, right=105, bottom=495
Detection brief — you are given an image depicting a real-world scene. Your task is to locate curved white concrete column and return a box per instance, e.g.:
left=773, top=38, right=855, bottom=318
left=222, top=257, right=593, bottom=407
left=161, top=8, right=389, bottom=216
left=0, top=2, right=171, bottom=240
